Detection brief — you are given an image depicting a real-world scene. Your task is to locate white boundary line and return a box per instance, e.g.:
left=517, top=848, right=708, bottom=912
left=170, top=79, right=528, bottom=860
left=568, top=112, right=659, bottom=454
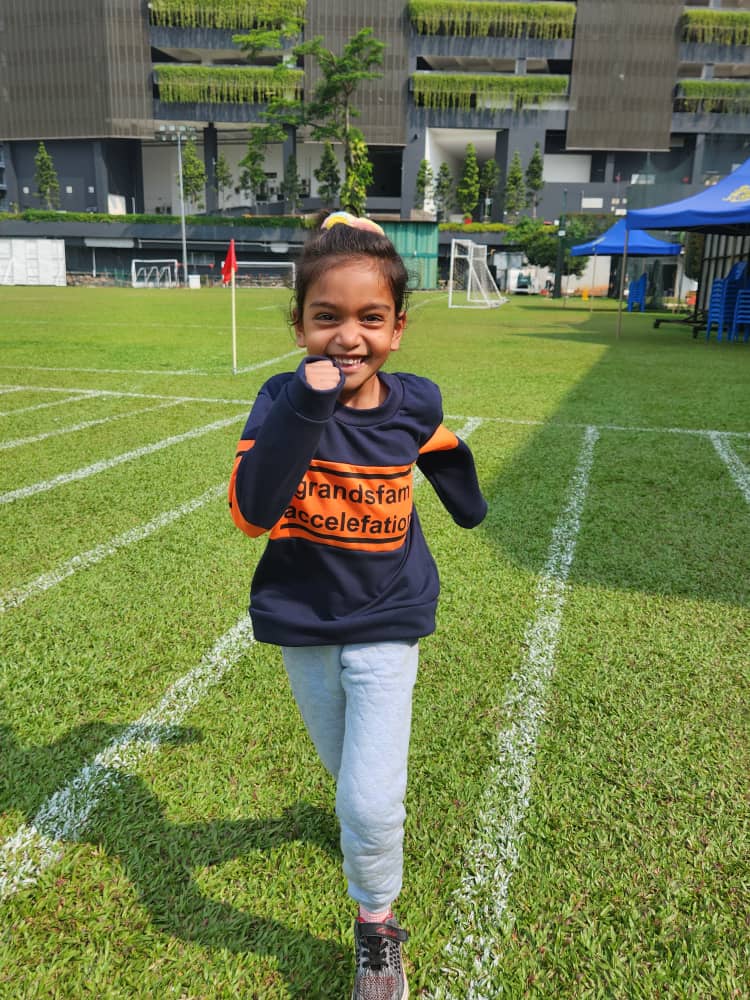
left=0, top=351, right=301, bottom=380
left=444, top=414, right=750, bottom=440
left=429, top=426, right=599, bottom=1000
left=0, top=484, right=225, bottom=613
left=0, top=413, right=245, bottom=506
left=0, top=391, right=108, bottom=418
left=0, top=399, right=186, bottom=452
left=0, top=617, right=255, bottom=900
left=709, top=432, right=750, bottom=506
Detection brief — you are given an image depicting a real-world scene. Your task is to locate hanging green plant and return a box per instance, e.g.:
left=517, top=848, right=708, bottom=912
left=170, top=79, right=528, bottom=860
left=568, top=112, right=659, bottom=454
left=408, top=1, right=576, bottom=40
left=681, top=9, right=750, bottom=46
left=156, top=65, right=303, bottom=103
left=412, top=72, right=568, bottom=111
left=149, top=0, right=306, bottom=30
left=678, top=79, right=750, bottom=113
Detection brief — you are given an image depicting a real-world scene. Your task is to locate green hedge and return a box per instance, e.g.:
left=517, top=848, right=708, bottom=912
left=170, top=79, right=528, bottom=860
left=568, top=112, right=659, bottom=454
left=682, top=9, right=750, bottom=45
left=678, top=79, right=750, bottom=113
left=413, top=72, right=568, bottom=111
left=155, top=65, right=303, bottom=103
left=148, top=0, right=306, bottom=29
left=0, top=210, right=313, bottom=229
left=409, top=0, right=575, bottom=38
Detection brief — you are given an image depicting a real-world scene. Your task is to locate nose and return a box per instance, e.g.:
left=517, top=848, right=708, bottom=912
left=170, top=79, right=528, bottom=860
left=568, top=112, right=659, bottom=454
left=334, top=318, right=360, bottom=349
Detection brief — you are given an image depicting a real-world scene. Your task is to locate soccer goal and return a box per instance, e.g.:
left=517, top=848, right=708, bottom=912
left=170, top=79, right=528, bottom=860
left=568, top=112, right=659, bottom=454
left=235, top=260, right=296, bottom=288
left=448, top=239, right=506, bottom=308
left=131, top=259, right=178, bottom=288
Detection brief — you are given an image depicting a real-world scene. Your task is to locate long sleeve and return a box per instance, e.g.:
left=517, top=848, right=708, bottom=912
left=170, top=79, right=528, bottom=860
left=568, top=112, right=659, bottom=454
left=417, top=424, right=487, bottom=529
left=228, top=357, right=345, bottom=537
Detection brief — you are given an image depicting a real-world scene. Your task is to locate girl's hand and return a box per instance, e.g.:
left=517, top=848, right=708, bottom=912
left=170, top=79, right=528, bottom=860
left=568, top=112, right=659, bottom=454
left=304, top=359, right=342, bottom=391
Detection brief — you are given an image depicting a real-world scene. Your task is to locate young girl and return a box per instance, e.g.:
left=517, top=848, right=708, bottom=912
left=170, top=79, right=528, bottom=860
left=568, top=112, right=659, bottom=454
left=229, top=212, right=487, bottom=1000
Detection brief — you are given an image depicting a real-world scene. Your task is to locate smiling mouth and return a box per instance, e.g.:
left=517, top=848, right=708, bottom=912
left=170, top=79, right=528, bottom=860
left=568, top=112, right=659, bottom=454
left=331, top=355, right=367, bottom=371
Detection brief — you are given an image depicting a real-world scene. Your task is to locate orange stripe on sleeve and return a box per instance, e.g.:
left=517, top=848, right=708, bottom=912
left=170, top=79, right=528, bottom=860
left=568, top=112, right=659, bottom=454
left=418, top=424, right=459, bottom=455
left=228, top=440, right=268, bottom=538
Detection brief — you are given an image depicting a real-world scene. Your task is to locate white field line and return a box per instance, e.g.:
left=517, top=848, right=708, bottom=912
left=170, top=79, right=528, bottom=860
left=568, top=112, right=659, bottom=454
left=0, top=353, right=288, bottom=377
left=0, top=413, right=245, bottom=506
left=429, top=425, right=599, bottom=1000
left=0, top=391, right=108, bottom=418
left=709, top=432, right=750, bottom=506
left=0, top=399, right=187, bottom=452
left=0, top=484, right=225, bottom=613
left=5, top=385, right=252, bottom=406
left=0, top=387, right=24, bottom=397
left=0, top=617, right=255, bottom=900
left=234, top=349, right=301, bottom=375
left=444, top=414, right=750, bottom=440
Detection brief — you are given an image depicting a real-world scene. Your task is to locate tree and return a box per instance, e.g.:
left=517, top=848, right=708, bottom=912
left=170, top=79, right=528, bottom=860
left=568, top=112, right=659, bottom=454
left=525, top=142, right=545, bottom=218
left=280, top=154, right=303, bottom=212
left=434, top=163, right=454, bottom=221
left=684, top=232, right=704, bottom=281
left=479, top=159, right=502, bottom=220
left=414, top=159, right=433, bottom=211
left=455, top=143, right=480, bottom=219
left=504, top=151, right=527, bottom=220
left=340, top=127, right=373, bottom=216
left=180, top=138, right=207, bottom=210
left=514, top=215, right=589, bottom=277
left=259, top=28, right=384, bottom=213
left=314, top=142, right=341, bottom=206
left=34, top=142, right=60, bottom=210
left=214, top=153, right=233, bottom=211
left=236, top=131, right=269, bottom=208
left=233, top=13, right=304, bottom=59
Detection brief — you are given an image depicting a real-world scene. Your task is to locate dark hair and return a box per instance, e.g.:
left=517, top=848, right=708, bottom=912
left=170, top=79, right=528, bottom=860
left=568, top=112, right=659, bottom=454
left=291, top=221, right=410, bottom=321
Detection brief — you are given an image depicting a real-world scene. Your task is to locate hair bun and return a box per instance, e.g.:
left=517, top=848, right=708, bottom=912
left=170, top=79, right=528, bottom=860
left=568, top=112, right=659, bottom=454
left=321, top=211, right=385, bottom=236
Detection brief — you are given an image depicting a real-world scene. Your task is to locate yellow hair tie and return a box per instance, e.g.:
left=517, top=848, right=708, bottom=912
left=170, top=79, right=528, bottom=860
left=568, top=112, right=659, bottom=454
left=321, top=211, right=385, bottom=236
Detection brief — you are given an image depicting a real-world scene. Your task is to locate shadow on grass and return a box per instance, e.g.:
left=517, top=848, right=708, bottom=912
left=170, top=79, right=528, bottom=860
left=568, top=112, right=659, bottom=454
left=1, top=722, right=346, bottom=998
left=472, top=304, right=750, bottom=606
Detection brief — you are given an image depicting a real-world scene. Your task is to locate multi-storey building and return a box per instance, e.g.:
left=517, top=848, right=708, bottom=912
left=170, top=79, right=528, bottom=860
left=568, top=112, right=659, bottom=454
left=1, top=0, right=750, bottom=224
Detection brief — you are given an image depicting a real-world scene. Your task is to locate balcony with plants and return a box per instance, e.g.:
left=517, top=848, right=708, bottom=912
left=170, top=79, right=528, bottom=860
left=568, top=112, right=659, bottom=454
left=409, top=0, right=575, bottom=60
left=672, top=78, right=750, bottom=133
left=411, top=71, right=569, bottom=126
left=153, top=64, right=303, bottom=122
left=679, top=8, right=750, bottom=62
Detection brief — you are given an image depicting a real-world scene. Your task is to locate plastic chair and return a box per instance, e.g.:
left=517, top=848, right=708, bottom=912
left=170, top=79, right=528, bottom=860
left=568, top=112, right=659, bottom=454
left=729, top=288, right=750, bottom=343
left=705, top=278, right=727, bottom=340
left=626, top=273, right=647, bottom=312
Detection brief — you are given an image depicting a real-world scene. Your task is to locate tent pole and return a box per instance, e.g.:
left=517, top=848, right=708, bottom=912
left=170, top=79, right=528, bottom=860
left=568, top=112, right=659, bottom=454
left=590, top=251, right=596, bottom=312
left=616, top=228, right=629, bottom=339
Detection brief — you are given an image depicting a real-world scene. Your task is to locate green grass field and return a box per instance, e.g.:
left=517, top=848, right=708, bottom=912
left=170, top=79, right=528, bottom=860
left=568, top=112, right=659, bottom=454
left=0, top=286, right=748, bottom=999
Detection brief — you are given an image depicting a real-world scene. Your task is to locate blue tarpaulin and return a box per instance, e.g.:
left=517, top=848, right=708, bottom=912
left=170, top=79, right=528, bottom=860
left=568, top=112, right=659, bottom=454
left=570, top=218, right=681, bottom=257
left=626, top=157, right=750, bottom=234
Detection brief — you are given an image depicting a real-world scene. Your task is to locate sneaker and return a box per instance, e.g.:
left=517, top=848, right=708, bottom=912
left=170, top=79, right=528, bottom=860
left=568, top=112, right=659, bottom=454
left=351, top=916, right=409, bottom=1000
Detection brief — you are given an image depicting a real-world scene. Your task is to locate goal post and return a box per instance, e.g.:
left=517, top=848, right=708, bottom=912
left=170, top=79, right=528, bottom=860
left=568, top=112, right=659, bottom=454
left=448, top=239, right=506, bottom=309
left=234, top=260, right=296, bottom=288
left=131, top=259, right=178, bottom=288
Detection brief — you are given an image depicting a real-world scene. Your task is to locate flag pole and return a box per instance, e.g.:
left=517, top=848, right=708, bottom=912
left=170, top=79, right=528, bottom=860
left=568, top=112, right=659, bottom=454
left=231, top=268, right=237, bottom=375
left=616, top=228, right=629, bottom=340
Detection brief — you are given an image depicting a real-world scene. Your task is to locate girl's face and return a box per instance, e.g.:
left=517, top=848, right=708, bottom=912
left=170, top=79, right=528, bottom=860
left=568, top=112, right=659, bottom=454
left=294, top=259, right=405, bottom=410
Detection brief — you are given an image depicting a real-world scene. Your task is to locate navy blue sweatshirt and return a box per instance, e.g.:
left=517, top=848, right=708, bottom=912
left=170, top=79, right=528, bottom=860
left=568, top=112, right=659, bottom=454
left=229, top=358, right=487, bottom=646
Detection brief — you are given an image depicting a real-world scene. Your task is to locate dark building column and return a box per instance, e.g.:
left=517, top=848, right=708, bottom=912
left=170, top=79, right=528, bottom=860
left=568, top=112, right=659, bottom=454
left=4, top=144, right=20, bottom=210
left=93, top=141, right=110, bottom=213
left=692, top=134, right=706, bottom=185
left=204, top=124, right=218, bottom=214
left=400, top=130, right=426, bottom=220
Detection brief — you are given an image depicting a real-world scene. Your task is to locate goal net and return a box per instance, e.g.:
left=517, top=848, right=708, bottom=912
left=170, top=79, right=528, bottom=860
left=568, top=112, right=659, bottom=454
left=131, top=259, right=178, bottom=288
left=448, top=239, right=506, bottom=308
left=235, top=260, right=296, bottom=288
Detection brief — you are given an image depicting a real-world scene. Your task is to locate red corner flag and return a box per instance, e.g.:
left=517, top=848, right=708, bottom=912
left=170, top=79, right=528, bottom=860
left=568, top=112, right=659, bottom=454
left=222, top=239, right=237, bottom=285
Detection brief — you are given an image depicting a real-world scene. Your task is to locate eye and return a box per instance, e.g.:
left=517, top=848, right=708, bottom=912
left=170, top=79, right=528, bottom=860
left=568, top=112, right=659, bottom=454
left=363, top=313, right=385, bottom=324
left=313, top=311, right=336, bottom=322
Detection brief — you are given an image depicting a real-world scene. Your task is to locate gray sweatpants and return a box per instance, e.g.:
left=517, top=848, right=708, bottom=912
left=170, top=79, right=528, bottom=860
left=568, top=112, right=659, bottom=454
left=281, top=640, right=419, bottom=912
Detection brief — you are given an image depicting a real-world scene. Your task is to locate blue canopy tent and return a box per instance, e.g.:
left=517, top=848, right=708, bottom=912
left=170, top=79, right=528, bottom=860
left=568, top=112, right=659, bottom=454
left=623, top=158, right=750, bottom=336
left=626, top=156, right=750, bottom=236
left=569, top=218, right=681, bottom=316
left=570, top=218, right=682, bottom=257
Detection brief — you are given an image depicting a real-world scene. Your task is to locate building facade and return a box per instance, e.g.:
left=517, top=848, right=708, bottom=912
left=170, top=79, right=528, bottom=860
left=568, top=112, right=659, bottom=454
left=1, top=0, right=750, bottom=223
